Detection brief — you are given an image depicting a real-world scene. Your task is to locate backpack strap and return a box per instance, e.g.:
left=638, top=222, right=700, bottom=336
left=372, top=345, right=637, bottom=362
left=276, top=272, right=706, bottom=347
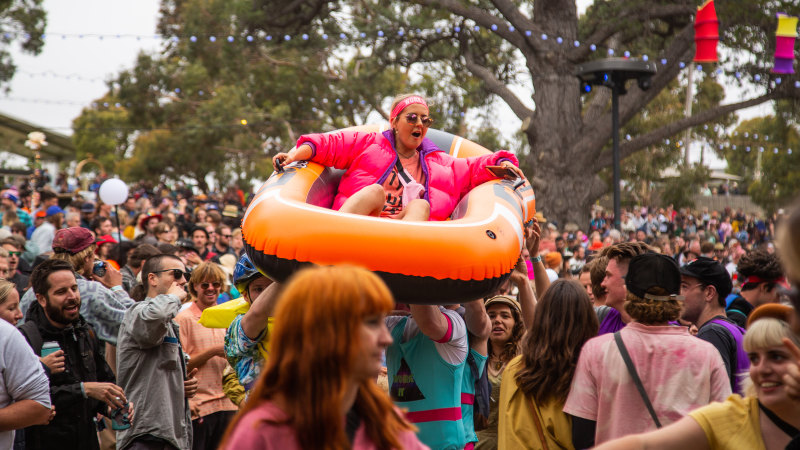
left=19, top=321, right=44, bottom=356
left=614, top=331, right=662, bottom=428
left=595, top=306, right=612, bottom=323
left=467, top=352, right=490, bottom=421
left=526, top=396, right=550, bottom=450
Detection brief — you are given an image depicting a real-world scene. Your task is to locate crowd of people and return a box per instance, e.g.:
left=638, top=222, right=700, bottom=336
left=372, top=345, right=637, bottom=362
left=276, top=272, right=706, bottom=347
left=0, top=92, right=798, bottom=450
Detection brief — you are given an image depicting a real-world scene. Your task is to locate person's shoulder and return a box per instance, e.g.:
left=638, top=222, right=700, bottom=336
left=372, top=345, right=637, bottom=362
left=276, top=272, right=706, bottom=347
left=700, top=317, right=739, bottom=335
left=236, top=401, right=288, bottom=432
left=580, top=332, right=613, bottom=356
left=684, top=330, right=729, bottom=356
left=76, top=276, right=99, bottom=292
left=505, top=354, right=524, bottom=375
left=689, top=394, right=754, bottom=424
left=174, top=307, right=194, bottom=321
left=228, top=402, right=291, bottom=448
left=0, top=320, right=27, bottom=348
left=697, top=321, right=727, bottom=339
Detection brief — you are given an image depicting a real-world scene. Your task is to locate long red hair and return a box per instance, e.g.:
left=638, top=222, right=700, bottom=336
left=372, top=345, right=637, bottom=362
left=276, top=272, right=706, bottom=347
left=221, top=265, right=415, bottom=449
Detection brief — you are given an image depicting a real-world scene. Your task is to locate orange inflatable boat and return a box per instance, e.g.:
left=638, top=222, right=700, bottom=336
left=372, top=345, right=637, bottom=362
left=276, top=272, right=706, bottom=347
left=242, top=125, right=535, bottom=304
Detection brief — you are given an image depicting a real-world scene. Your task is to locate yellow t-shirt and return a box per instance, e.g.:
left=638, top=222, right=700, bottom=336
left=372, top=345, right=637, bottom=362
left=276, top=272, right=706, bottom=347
left=497, top=355, right=574, bottom=450
left=689, top=395, right=764, bottom=450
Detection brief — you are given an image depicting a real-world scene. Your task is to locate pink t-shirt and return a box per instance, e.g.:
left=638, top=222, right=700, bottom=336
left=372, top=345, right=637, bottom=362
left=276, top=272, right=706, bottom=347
left=175, top=303, right=237, bottom=419
left=563, top=322, right=731, bottom=444
left=224, top=401, right=429, bottom=450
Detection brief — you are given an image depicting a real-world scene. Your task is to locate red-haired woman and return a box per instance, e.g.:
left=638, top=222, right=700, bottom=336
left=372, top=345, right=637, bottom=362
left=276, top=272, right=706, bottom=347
left=221, top=265, right=428, bottom=450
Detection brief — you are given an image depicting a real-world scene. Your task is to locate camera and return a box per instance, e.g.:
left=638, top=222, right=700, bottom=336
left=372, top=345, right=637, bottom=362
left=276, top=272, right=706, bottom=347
left=92, top=260, right=107, bottom=277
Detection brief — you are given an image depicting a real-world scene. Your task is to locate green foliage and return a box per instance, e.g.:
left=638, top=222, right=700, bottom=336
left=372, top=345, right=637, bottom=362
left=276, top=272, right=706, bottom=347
left=599, top=72, right=732, bottom=205
left=74, top=0, right=428, bottom=190
left=72, top=0, right=800, bottom=216
left=71, top=100, right=130, bottom=170
left=725, top=110, right=800, bottom=214
left=0, top=0, right=46, bottom=90
left=660, top=164, right=711, bottom=209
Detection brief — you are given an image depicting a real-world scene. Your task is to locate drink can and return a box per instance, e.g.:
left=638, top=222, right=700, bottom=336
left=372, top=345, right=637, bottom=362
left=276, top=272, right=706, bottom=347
left=41, top=341, right=60, bottom=357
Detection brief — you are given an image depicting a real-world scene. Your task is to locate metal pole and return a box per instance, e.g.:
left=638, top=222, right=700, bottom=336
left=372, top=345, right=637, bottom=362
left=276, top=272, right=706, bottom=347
left=683, top=65, right=694, bottom=167
left=611, top=83, right=621, bottom=231
left=114, top=205, right=123, bottom=244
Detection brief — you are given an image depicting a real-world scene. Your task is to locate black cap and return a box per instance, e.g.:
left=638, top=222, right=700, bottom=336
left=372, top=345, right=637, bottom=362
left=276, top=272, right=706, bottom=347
left=679, top=256, right=733, bottom=300
left=626, top=253, right=684, bottom=301
left=176, top=238, right=199, bottom=254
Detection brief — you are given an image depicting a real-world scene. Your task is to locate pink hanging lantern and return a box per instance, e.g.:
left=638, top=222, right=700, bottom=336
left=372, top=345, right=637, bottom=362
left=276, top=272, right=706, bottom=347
left=773, top=13, right=798, bottom=74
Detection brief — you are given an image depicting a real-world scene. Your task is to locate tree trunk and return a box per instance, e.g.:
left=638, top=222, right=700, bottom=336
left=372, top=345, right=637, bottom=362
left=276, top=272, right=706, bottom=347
left=526, top=0, right=602, bottom=230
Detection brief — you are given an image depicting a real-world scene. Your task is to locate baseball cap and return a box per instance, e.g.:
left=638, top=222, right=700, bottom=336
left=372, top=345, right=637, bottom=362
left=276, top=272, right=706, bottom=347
left=679, top=256, right=733, bottom=299
left=45, top=205, right=64, bottom=217
left=81, top=202, right=95, bottom=213
left=625, top=253, right=684, bottom=301
left=485, top=295, right=521, bottom=313
left=52, top=227, right=95, bottom=254
left=176, top=238, right=199, bottom=254
left=95, top=234, right=118, bottom=247
left=1, top=190, right=18, bottom=205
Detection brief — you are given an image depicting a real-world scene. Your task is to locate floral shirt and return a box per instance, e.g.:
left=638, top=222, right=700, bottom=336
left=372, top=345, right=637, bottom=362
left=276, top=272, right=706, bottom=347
left=224, top=314, right=270, bottom=390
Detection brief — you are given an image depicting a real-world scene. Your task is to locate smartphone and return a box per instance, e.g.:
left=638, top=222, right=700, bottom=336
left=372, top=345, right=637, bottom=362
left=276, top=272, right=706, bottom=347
left=486, top=165, right=516, bottom=178
left=92, top=260, right=107, bottom=277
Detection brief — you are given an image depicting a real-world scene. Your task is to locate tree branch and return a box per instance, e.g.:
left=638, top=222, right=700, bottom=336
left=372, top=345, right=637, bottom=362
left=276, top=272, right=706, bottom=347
left=582, top=88, right=611, bottom=124
left=460, top=40, right=533, bottom=121
left=617, top=25, right=696, bottom=124
left=569, top=2, right=695, bottom=61
left=487, top=0, right=545, bottom=53
left=592, top=90, right=780, bottom=172
left=575, top=23, right=695, bottom=158
left=413, top=0, right=546, bottom=53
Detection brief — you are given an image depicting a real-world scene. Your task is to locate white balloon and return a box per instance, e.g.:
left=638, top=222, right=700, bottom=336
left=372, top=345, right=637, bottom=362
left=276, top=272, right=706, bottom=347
left=98, top=178, right=129, bottom=205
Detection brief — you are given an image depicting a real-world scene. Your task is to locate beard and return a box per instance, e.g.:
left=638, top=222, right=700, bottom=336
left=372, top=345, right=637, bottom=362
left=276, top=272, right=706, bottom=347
left=44, top=298, right=80, bottom=326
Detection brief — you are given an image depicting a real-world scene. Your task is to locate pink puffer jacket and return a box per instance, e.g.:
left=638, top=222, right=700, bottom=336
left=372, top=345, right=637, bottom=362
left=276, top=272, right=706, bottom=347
left=297, top=130, right=519, bottom=221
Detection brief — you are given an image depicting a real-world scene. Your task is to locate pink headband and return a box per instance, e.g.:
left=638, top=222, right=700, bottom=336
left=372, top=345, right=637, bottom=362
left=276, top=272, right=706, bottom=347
left=390, top=96, right=428, bottom=122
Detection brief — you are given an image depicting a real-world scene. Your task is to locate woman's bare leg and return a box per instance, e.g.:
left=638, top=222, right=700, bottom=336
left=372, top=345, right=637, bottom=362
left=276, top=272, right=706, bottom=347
left=339, top=184, right=385, bottom=216
left=401, top=199, right=430, bottom=221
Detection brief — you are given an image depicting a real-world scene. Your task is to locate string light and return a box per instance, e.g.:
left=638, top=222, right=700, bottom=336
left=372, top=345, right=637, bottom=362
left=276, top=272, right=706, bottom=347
left=4, top=24, right=797, bottom=154
left=18, top=26, right=794, bottom=90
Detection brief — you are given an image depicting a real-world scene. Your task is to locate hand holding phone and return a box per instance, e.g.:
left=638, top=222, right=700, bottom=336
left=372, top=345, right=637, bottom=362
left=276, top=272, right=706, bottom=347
left=486, top=165, right=516, bottom=179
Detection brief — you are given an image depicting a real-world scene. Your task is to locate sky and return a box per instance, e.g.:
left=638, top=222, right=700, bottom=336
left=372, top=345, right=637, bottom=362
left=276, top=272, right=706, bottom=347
left=0, top=0, right=772, bottom=170
left=0, top=0, right=161, bottom=134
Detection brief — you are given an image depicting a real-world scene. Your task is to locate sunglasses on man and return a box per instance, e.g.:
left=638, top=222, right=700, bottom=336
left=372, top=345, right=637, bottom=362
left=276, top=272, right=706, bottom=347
left=152, top=269, right=191, bottom=280
left=404, top=113, right=434, bottom=128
